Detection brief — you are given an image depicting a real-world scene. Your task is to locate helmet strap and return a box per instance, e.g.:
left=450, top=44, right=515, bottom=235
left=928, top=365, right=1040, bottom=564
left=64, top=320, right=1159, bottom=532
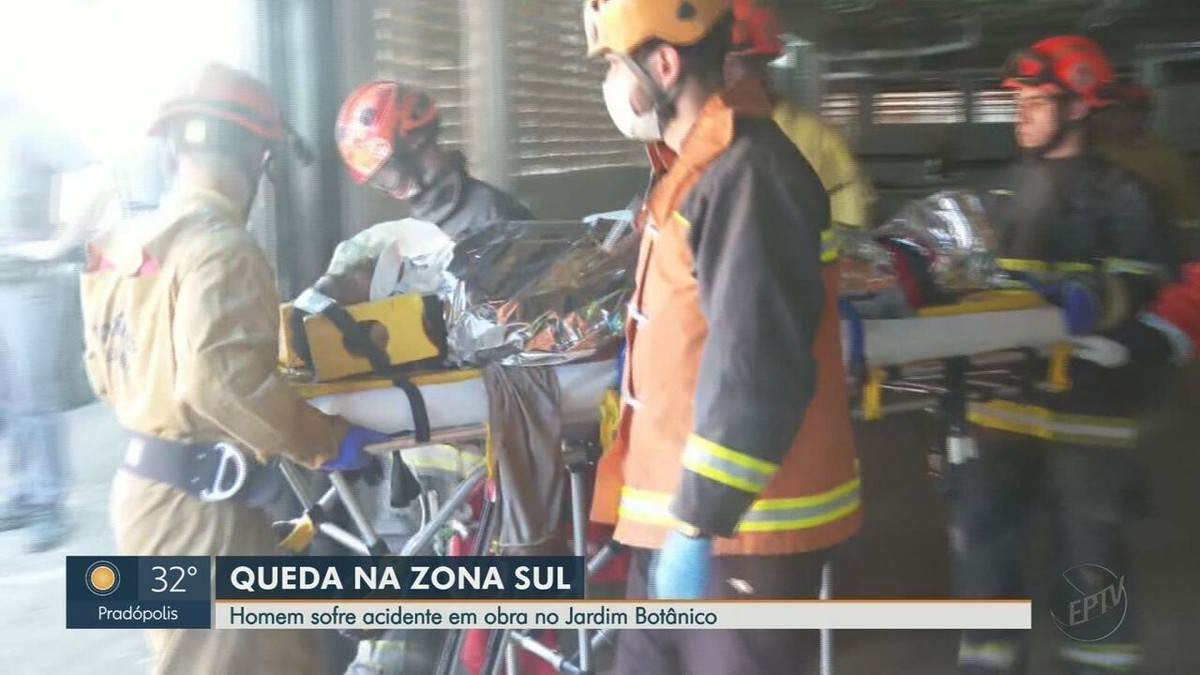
left=389, top=134, right=438, bottom=199
left=620, top=50, right=681, bottom=129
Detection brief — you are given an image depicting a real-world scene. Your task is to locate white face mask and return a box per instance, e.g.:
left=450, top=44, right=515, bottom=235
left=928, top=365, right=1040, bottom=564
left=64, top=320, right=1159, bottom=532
left=603, top=64, right=663, bottom=142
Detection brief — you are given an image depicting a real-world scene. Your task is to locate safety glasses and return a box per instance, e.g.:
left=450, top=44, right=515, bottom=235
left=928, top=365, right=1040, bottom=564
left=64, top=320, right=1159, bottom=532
left=1001, top=49, right=1062, bottom=91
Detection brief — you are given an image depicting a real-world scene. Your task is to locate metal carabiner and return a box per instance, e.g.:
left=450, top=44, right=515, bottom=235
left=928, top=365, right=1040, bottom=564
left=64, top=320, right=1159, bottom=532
left=199, top=442, right=248, bottom=502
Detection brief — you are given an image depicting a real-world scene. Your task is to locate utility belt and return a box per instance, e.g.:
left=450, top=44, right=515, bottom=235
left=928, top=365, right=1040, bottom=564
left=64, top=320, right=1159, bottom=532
left=121, top=430, right=288, bottom=509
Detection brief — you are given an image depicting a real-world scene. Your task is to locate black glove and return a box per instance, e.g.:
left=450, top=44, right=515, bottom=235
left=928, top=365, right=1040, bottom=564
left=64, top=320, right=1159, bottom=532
left=1107, top=317, right=1174, bottom=365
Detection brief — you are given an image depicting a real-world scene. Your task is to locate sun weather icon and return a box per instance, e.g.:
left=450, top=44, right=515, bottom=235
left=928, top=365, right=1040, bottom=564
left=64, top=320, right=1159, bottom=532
left=85, top=561, right=120, bottom=597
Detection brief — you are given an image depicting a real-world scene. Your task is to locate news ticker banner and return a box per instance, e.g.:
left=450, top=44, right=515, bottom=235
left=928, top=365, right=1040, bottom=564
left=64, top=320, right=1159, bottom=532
left=67, top=555, right=584, bottom=630
left=67, top=556, right=1031, bottom=632
left=215, top=600, right=1032, bottom=631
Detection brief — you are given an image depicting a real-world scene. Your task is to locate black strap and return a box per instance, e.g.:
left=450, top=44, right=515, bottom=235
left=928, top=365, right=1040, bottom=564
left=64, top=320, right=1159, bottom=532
left=313, top=303, right=433, bottom=444
left=291, top=290, right=430, bottom=509
left=291, top=291, right=433, bottom=444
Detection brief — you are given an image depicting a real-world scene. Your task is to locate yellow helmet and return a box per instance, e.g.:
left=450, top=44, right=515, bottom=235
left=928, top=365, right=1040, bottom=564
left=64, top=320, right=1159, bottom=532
left=584, top=0, right=734, bottom=57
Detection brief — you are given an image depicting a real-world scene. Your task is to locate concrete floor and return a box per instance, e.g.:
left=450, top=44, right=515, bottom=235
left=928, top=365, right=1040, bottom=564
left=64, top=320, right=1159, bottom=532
left=831, top=374, right=1200, bottom=675
left=2, top=373, right=1198, bottom=674
left=0, top=403, right=150, bottom=675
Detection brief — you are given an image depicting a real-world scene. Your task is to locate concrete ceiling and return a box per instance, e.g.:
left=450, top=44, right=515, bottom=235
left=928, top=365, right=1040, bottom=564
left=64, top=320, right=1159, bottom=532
left=773, top=0, right=1200, bottom=70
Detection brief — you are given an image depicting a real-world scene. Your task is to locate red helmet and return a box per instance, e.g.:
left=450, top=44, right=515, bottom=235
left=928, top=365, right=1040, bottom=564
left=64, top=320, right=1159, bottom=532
left=335, top=81, right=439, bottom=184
left=1001, top=35, right=1117, bottom=108
left=150, top=63, right=285, bottom=141
left=730, top=0, right=783, bottom=59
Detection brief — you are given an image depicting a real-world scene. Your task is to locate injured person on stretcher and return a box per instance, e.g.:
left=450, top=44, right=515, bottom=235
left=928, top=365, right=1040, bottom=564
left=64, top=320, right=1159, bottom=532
left=282, top=213, right=637, bottom=551
left=277, top=191, right=1120, bottom=674
left=279, top=192, right=1095, bottom=562
left=277, top=213, right=639, bottom=674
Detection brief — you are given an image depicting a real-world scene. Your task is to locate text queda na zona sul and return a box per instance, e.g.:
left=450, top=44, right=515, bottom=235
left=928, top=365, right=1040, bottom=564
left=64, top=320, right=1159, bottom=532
left=228, top=564, right=572, bottom=592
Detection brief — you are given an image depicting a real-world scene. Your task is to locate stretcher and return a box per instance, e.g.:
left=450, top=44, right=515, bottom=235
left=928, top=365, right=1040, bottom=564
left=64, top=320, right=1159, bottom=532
left=300, top=360, right=617, bottom=435
left=845, top=302, right=1067, bottom=367
left=287, top=360, right=621, bottom=675
left=850, top=299, right=1072, bottom=409
left=297, top=293, right=1067, bottom=433
left=283, top=291, right=1069, bottom=675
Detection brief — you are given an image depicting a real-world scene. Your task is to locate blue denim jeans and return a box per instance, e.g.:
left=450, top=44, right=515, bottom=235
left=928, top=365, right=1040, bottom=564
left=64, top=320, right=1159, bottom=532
left=0, top=275, right=71, bottom=507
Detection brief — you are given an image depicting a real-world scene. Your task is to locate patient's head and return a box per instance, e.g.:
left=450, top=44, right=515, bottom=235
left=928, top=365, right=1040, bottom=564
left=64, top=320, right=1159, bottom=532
left=314, top=260, right=375, bottom=305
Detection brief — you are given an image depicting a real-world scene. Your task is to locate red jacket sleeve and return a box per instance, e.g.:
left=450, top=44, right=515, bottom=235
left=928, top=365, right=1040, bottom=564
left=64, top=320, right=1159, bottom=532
left=1148, top=263, right=1200, bottom=351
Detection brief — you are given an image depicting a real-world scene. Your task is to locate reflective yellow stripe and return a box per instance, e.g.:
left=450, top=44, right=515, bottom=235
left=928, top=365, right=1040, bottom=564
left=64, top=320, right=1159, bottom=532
left=1055, top=262, right=1095, bottom=274
left=997, top=258, right=1098, bottom=275
left=968, top=400, right=1137, bottom=448
left=402, top=445, right=483, bottom=475
left=1059, top=644, right=1142, bottom=670
left=682, top=434, right=778, bottom=494
left=672, top=211, right=691, bottom=228
left=959, top=639, right=1021, bottom=669
left=916, top=290, right=1045, bottom=317
left=617, top=478, right=862, bottom=534
left=747, top=476, right=860, bottom=509
left=821, top=228, right=840, bottom=264
left=599, top=389, right=622, bottom=453
left=1105, top=257, right=1165, bottom=277
left=997, top=258, right=1050, bottom=273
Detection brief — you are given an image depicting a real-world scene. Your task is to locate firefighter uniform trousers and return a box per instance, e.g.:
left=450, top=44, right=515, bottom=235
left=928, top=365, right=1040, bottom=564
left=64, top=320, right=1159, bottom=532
left=111, top=471, right=321, bottom=675
left=952, top=433, right=1146, bottom=674
left=617, top=547, right=832, bottom=674
left=962, top=150, right=1174, bottom=674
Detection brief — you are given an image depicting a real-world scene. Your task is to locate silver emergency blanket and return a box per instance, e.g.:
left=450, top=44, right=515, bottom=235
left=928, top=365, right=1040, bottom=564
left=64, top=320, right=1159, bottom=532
left=874, top=190, right=1001, bottom=295
left=444, top=217, right=637, bottom=366
left=835, top=225, right=899, bottom=297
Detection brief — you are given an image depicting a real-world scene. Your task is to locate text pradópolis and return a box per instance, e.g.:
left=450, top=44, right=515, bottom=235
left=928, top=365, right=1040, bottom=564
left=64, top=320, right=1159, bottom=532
left=214, top=556, right=587, bottom=600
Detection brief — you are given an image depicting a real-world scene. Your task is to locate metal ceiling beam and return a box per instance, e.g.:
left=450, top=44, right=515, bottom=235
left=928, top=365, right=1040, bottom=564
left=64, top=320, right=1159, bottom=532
left=823, top=13, right=982, bottom=62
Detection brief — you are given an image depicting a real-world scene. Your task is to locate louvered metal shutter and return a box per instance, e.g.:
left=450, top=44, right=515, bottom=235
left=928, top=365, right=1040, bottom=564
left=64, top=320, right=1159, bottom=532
left=509, top=0, right=646, bottom=176
left=873, top=90, right=966, bottom=125
left=821, top=92, right=862, bottom=135
left=372, top=0, right=467, bottom=152
left=972, top=89, right=1016, bottom=124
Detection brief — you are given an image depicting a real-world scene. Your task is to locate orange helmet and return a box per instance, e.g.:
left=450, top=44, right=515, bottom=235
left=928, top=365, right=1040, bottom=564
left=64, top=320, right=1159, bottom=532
left=335, top=80, right=439, bottom=184
left=730, top=0, right=782, bottom=59
left=1001, top=35, right=1117, bottom=108
left=149, top=63, right=285, bottom=141
left=584, top=0, right=733, bottom=57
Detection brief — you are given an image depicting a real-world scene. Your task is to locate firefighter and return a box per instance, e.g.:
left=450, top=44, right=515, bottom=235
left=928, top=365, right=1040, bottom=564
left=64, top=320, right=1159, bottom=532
left=1093, top=82, right=1200, bottom=257
left=81, top=63, right=388, bottom=675
left=335, top=81, right=534, bottom=241
left=584, top=1, right=862, bottom=673
left=724, top=0, right=876, bottom=229
left=956, top=37, right=1175, bottom=675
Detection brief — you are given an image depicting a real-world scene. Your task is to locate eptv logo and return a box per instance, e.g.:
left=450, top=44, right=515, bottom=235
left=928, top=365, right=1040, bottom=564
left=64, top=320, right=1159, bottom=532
left=1050, top=564, right=1128, bottom=642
